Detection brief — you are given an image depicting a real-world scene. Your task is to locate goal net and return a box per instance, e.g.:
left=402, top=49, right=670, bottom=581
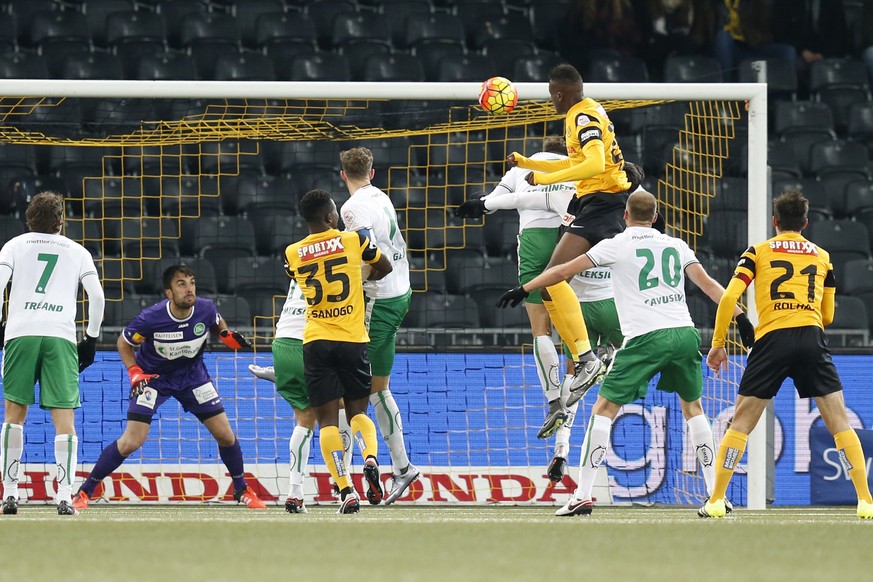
left=0, top=79, right=766, bottom=506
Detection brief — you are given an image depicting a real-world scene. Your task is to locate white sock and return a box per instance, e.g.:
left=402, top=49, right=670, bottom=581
left=533, top=335, right=561, bottom=402
left=370, top=390, right=411, bottom=473
left=575, top=415, right=612, bottom=501
left=554, top=399, right=578, bottom=450
left=337, top=409, right=353, bottom=473
left=288, top=426, right=312, bottom=500
left=686, top=413, right=717, bottom=496
left=1, top=423, right=23, bottom=500
left=54, top=433, right=78, bottom=504
left=557, top=374, right=573, bottom=407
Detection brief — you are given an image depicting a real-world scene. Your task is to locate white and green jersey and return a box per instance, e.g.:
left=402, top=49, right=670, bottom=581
left=483, top=151, right=575, bottom=232
left=585, top=226, right=697, bottom=340
left=0, top=232, right=101, bottom=343
left=570, top=266, right=614, bottom=303
left=341, top=184, right=410, bottom=300
left=275, top=279, right=306, bottom=341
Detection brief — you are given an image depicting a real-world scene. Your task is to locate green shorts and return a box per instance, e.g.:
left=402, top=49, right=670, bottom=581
left=599, top=327, right=703, bottom=405
left=368, top=289, right=411, bottom=377
left=1, top=336, right=80, bottom=410
left=518, top=227, right=559, bottom=304
left=563, top=298, right=624, bottom=357
left=273, top=337, right=309, bottom=411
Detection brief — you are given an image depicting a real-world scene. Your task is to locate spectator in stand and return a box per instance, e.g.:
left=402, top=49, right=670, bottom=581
left=713, top=0, right=796, bottom=81
left=638, top=0, right=717, bottom=81
left=772, top=0, right=850, bottom=77
left=557, top=0, right=646, bottom=72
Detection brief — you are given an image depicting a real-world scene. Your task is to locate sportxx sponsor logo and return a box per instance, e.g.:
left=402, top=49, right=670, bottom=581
left=298, top=236, right=344, bottom=261
left=770, top=240, right=818, bottom=255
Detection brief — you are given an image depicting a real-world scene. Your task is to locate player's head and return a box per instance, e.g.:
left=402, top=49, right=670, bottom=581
left=773, top=190, right=808, bottom=232
left=25, top=190, right=64, bottom=234
left=162, top=265, right=197, bottom=308
left=548, top=64, right=583, bottom=115
left=340, top=147, right=375, bottom=182
left=625, top=190, right=658, bottom=225
left=542, top=136, right=567, bottom=155
left=300, top=188, right=338, bottom=230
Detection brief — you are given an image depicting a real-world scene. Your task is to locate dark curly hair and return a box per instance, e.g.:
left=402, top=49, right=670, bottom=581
left=300, top=189, right=334, bottom=223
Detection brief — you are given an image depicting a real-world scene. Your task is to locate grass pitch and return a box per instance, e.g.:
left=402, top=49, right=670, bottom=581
left=2, top=505, right=869, bottom=582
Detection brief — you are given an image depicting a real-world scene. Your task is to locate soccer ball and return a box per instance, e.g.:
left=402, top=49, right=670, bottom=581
left=478, top=76, right=518, bottom=115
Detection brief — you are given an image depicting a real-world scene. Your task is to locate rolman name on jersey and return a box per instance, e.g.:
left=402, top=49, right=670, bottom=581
left=309, top=305, right=354, bottom=318
left=773, top=302, right=814, bottom=311
left=298, top=237, right=345, bottom=261
left=24, top=301, right=62, bottom=312
left=645, top=293, right=683, bottom=306
left=769, top=240, right=818, bottom=255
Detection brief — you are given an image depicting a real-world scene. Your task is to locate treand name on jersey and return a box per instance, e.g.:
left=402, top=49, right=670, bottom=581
left=24, top=300, right=63, bottom=312
left=297, top=236, right=344, bottom=261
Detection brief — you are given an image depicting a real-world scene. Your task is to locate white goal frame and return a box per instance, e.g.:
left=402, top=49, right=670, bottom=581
left=0, top=79, right=770, bottom=509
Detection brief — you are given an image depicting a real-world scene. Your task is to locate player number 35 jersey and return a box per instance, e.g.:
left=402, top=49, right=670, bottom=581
left=284, top=228, right=383, bottom=344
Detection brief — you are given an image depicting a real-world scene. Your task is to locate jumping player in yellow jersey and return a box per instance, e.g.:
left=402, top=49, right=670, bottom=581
left=503, top=63, right=641, bottom=419
left=701, top=191, right=873, bottom=519
left=284, top=189, right=393, bottom=514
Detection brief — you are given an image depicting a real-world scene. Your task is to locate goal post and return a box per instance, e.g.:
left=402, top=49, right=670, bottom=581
left=0, top=79, right=769, bottom=507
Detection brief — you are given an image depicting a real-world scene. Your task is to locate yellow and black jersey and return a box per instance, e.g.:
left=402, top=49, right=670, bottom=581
left=734, top=232, right=835, bottom=339
left=284, top=228, right=382, bottom=344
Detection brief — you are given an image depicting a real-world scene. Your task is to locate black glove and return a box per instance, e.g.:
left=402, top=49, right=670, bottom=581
left=496, top=286, right=529, bottom=308
left=735, top=313, right=755, bottom=350
left=0, top=321, right=4, bottom=346
left=77, top=334, right=98, bottom=372
left=624, top=160, right=645, bottom=192
left=454, top=199, right=487, bottom=219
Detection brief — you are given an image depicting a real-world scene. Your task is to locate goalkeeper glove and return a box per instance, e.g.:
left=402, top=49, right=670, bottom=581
left=623, top=160, right=645, bottom=192
left=77, top=334, right=98, bottom=372
left=496, top=286, right=529, bottom=308
left=735, top=313, right=755, bottom=350
left=220, top=329, right=251, bottom=350
left=128, top=365, right=160, bottom=398
left=454, top=198, right=487, bottom=219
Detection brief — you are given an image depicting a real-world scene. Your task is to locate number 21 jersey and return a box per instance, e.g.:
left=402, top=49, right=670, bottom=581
left=284, top=228, right=383, bottom=344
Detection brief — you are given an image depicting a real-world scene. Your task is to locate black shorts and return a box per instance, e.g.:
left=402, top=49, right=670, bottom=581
left=303, top=340, right=372, bottom=407
left=561, top=191, right=628, bottom=246
left=738, top=326, right=843, bottom=399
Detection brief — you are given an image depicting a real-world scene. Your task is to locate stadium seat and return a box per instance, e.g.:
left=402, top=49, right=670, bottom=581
left=213, top=52, right=275, bottom=81
left=30, top=10, right=91, bottom=49
left=473, top=286, right=530, bottom=328
left=809, top=58, right=872, bottom=133
left=830, top=295, right=869, bottom=345
left=186, top=216, right=257, bottom=257
left=288, top=52, right=351, bottom=81
left=409, top=267, right=448, bottom=294
left=807, top=219, right=871, bottom=259
left=767, top=140, right=802, bottom=179
left=162, top=0, right=211, bottom=48
left=664, top=55, right=723, bottom=83
left=10, top=0, right=59, bottom=48
left=213, top=295, right=253, bottom=328
left=103, top=294, right=155, bottom=327
left=437, top=54, right=496, bottom=82
left=712, top=177, right=748, bottom=212
left=738, top=58, right=797, bottom=100
left=62, top=53, right=125, bottom=80
left=408, top=292, right=480, bottom=328
left=106, top=10, right=165, bottom=47
left=225, top=256, right=287, bottom=299
left=808, top=140, right=870, bottom=179
left=363, top=53, right=426, bottom=82
left=196, top=139, right=264, bottom=175
left=267, top=140, right=341, bottom=176
left=0, top=51, right=49, bottom=79
left=380, top=0, right=432, bottom=47
left=62, top=217, right=103, bottom=257
left=342, top=40, right=392, bottom=81
left=234, top=174, right=296, bottom=216
left=0, top=215, right=26, bottom=243
left=529, top=0, right=571, bottom=51
left=254, top=12, right=317, bottom=48
left=248, top=208, right=307, bottom=255
left=82, top=0, right=136, bottom=47
left=291, top=166, right=345, bottom=197
left=402, top=12, right=465, bottom=50
left=587, top=55, right=649, bottom=83
left=772, top=178, right=831, bottom=219
left=414, top=42, right=466, bottom=82
left=467, top=12, right=533, bottom=50
left=845, top=180, right=873, bottom=218
left=97, top=257, right=139, bottom=301
left=703, top=210, right=748, bottom=258
left=119, top=217, right=181, bottom=260
left=842, top=258, right=873, bottom=295
left=228, top=0, right=286, bottom=48
left=330, top=11, right=389, bottom=49
left=136, top=51, right=198, bottom=80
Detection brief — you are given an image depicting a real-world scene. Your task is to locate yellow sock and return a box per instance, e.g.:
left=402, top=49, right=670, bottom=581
left=834, top=429, right=873, bottom=503
left=319, top=426, right=350, bottom=491
left=543, top=281, right=591, bottom=358
left=350, top=413, right=379, bottom=461
left=710, top=429, right=748, bottom=503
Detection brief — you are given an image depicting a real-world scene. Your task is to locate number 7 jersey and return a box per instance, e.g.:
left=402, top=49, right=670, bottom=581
left=733, top=231, right=833, bottom=339
left=284, top=228, right=383, bottom=343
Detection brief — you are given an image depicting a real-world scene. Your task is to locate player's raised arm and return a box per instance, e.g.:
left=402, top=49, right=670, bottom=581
left=359, top=230, right=392, bottom=280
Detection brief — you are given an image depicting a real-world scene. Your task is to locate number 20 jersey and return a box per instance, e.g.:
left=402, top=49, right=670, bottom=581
left=733, top=232, right=834, bottom=340
left=284, top=228, right=383, bottom=344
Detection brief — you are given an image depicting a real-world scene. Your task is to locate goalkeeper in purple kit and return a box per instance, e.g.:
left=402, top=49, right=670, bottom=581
left=72, top=265, right=266, bottom=510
